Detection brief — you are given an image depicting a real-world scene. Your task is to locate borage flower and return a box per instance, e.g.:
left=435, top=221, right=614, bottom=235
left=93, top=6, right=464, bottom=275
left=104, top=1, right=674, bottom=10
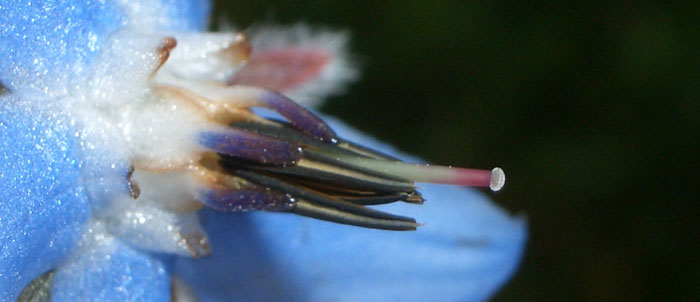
left=0, top=1, right=526, bottom=301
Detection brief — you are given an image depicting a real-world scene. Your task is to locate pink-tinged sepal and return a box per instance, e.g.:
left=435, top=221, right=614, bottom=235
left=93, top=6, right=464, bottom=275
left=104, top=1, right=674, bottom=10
left=231, top=25, right=358, bottom=107
left=230, top=48, right=330, bottom=91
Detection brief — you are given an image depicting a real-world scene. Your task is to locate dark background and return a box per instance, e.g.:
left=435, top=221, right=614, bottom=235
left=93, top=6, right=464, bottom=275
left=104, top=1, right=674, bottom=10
left=214, top=1, right=699, bottom=301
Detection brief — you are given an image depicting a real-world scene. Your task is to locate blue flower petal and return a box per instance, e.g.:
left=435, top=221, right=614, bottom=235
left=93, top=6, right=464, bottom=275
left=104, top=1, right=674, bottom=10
left=155, top=0, right=212, bottom=32
left=0, top=98, right=90, bottom=300
left=0, top=0, right=210, bottom=95
left=0, top=0, right=124, bottom=94
left=176, top=117, right=527, bottom=302
left=51, top=224, right=173, bottom=302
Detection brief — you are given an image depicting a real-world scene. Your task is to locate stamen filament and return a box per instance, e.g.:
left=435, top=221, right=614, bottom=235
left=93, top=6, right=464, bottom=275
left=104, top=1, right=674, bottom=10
left=329, top=155, right=506, bottom=191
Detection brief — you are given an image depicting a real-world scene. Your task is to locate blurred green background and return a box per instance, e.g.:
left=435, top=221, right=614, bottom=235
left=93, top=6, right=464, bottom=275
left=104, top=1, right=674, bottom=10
left=215, top=1, right=698, bottom=301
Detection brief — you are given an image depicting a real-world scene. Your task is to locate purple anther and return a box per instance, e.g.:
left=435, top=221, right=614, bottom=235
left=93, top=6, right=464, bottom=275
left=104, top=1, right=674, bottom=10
left=200, top=187, right=295, bottom=213
left=261, top=91, right=337, bottom=142
left=199, top=129, right=303, bottom=165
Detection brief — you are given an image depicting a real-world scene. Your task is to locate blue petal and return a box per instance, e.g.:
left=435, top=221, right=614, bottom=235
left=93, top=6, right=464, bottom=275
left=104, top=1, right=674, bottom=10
left=51, top=226, right=173, bottom=301
left=0, top=0, right=124, bottom=94
left=176, top=117, right=527, bottom=302
left=0, top=98, right=90, bottom=300
left=0, top=1, right=210, bottom=298
left=156, top=0, right=212, bottom=32
left=0, top=0, right=210, bottom=95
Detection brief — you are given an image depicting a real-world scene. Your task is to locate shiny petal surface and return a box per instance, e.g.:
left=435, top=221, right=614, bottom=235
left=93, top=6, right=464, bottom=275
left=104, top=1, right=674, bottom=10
left=0, top=99, right=90, bottom=300
left=0, top=0, right=123, bottom=94
left=153, top=0, right=211, bottom=31
left=176, top=117, right=527, bottom=302
left=51, top=223, right=173, bottom=301
left=0, top=0, right=209, bottom=299
left=0, top=0, right=210, bottom=95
